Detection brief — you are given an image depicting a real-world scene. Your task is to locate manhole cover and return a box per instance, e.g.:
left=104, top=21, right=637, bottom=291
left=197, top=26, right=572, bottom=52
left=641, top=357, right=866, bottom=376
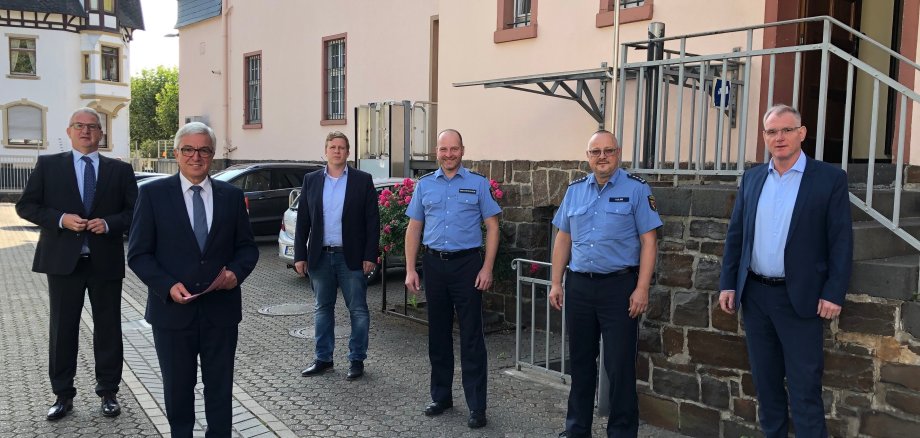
left=258, top=303, right=309, bottom=316
left=289, top=326, right=350, bottom=339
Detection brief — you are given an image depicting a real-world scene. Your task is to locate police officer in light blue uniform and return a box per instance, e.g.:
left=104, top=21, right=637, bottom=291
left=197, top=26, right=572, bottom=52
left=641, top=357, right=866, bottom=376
left=404, top=129, right=501, bottom=430
left=549, top=130, right=662, bottom=438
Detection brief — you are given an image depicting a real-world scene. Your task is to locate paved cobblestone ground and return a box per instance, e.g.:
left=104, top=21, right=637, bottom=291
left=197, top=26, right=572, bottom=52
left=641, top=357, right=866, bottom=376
left=0, top=203, right=688, bottom=437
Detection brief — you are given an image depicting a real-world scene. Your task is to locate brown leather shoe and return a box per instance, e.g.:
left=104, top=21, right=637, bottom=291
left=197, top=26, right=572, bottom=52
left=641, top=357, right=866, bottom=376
left=46, top=397, right=73, bottom=421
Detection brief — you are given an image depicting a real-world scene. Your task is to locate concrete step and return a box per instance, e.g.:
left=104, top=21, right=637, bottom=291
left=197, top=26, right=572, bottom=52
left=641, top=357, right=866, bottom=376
left=846, top=163, right=898, bottom=187
left=849, top=189, right=920, bottom=221
left=852, top=217, right=920, bottom=260
left=850, top=255, right=919, bottom=300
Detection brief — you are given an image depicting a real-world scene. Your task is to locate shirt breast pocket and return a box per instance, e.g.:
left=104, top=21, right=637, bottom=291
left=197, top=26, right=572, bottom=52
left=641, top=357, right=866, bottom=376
left=605, top=203, right=634, bottom=238
left=458, top=192, right=480, bottom=211
left=567, top=206, right=592, bottom=241
left=422, top=193, right=443, bottom=213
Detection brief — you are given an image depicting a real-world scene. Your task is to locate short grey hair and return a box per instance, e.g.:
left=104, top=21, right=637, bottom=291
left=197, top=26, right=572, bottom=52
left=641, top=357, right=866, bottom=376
left=763, top=104, right=802, bottom=126
left=69, top=107, right=102, bottom=128
left=173, top=122, right=217, bottom=150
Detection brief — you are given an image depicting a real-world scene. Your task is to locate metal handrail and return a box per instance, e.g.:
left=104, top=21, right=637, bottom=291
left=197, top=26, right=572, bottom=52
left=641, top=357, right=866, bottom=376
left=510, top=258, right=568, bottom=383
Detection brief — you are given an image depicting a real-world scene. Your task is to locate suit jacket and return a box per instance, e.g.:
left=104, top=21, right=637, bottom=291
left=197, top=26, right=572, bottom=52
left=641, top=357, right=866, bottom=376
left=16, top=151, right=137, bottom=279
left=293, top=166, right=380, bottom=272
left=127, top=174, right=259, bottom=329
left=720, top=155, right=853, bottom=317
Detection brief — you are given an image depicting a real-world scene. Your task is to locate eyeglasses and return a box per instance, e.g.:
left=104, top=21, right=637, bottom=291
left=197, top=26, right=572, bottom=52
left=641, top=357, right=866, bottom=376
left=587, top=148, right=619, bottom=157
left=763, top=126, right=801, bottom=137
left=178, top=146, right=215, bottom=158
left=71, top=122, right=101, bottom=131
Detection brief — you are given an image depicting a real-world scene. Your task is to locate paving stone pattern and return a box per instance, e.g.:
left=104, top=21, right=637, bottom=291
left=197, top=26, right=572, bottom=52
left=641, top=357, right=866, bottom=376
left=0, top=203, right=687, bottom=437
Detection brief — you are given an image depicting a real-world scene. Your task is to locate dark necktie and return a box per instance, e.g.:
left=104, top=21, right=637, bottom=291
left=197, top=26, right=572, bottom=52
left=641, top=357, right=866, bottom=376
left=81, top=156, right=95, bottom=215
left=191, top=185, right=207, bottom=252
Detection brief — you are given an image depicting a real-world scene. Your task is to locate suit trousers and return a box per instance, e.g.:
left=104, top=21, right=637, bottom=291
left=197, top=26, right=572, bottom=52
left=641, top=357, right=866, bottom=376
left=153, top=320, right=239, bottom=438
left=46, top=257, right=123, bottom=399
left=423, top=251, right=488, bottom=411
left=742, top=275, right=827, bottom=438
left=564, top=271, right=639, bottom=438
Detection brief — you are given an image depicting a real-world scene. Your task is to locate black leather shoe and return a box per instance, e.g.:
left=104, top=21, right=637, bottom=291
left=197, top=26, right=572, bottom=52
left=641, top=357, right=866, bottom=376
left=46, top=397, right=73, bottom=421
left=300, top=360, right=333, bottom=376
left=423, top=400, right=452, bottom=416
left=468, top=410, right=487, bottom=428
left=346, top=360, right=364, bottom=380
left=101, top=394, right=121, bottom=417
left=558, top=432, right=568, bottom=437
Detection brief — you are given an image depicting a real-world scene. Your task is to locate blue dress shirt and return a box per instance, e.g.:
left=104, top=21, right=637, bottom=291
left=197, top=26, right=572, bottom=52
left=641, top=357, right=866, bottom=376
left=322, top=166, right=348, bottom=247
left=552, top=169, right=663, bottom=273
left=750, top=152, right=806, bottom=277
left=406, top=166, right=501, bottom=251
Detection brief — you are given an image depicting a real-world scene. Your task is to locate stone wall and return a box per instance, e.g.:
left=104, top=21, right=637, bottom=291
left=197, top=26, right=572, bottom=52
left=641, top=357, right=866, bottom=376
left=464, top=159, right=920, bottom=438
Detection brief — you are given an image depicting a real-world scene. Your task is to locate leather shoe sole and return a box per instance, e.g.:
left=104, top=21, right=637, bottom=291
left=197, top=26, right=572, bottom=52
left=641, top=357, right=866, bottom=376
left=423, top=401, right=453, bottom=416
left=46, top=398, right=73, bottom=421
left=468, top=411, right=487, bottom=428
left=301, top=360, right=334, bottom=376
left=101, top=396, right=121, bottom=417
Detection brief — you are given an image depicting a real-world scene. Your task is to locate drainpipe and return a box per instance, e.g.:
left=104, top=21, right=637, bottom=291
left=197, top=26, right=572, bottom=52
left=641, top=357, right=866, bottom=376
left=607, top=4, right=621, bottom=131
left=643, top=22, right=664, bottom=168
left=222, top=1, right=233, bottom=162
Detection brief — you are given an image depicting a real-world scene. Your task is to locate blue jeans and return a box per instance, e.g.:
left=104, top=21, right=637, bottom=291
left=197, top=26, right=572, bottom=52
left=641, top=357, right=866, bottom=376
left=309, top=251, right=370, bottom=362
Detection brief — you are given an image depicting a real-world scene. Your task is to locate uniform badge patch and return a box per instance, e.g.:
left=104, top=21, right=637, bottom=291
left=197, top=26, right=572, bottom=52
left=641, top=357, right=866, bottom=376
left=647, top=195, right=657, bottom=211
left=459, top=188, right=477, bottom=194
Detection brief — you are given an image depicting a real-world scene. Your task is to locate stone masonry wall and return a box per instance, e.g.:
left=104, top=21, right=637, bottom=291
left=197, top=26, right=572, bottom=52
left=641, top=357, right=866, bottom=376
left=464, top=159, right=920, bottom=438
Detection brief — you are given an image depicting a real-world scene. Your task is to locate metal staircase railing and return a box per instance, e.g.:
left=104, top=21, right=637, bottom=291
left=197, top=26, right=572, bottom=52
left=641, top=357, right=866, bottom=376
left=615, top=15, right=920, bottom=254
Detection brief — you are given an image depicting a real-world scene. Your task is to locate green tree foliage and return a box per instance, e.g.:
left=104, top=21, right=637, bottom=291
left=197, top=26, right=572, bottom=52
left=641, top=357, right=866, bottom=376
left=130, top=66, right=178, bottom=146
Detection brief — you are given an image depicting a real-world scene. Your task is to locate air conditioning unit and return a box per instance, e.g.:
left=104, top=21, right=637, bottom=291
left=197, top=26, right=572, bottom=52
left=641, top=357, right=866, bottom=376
left=184, top=115, right=209, bottom=125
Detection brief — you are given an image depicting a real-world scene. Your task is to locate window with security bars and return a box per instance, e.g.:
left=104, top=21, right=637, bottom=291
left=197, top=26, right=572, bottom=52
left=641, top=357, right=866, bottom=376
left=101, top=46, right=119, bottom=81
left=324, top=38, right=346, bottom=121
left=245, top=53, right=261, bottom=125
left=9, top=37, right=36, bottom=76
left=511, top=0, right=531, bottom=27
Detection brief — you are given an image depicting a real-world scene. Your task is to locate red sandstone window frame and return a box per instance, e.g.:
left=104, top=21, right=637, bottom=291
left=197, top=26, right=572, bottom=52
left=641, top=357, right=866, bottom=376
left=494, top=0, right=538, bottom=44
left=596, top=0, right=653, bottom=28
left=243, top=50, right=262, bottom=129
left=321, top=33, right=347, bottom=126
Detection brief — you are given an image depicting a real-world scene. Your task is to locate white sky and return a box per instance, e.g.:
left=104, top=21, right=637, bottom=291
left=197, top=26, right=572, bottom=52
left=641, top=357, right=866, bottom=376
left=129, top=0, right=179, bottom=76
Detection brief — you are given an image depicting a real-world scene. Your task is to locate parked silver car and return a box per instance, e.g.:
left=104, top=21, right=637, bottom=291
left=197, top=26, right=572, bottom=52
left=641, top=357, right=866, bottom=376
left=278, top=177, right=405, bottom=283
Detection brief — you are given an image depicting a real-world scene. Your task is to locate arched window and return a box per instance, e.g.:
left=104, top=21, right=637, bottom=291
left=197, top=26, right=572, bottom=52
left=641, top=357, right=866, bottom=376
left=2, top=101, right=46, bottom=148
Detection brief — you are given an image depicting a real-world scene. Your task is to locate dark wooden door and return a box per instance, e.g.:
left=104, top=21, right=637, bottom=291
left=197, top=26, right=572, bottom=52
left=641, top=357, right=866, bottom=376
left=798, top=0, right=861, bottom=162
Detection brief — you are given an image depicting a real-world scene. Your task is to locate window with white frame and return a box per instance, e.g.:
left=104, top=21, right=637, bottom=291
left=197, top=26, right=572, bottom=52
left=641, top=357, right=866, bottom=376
left=101, top=46, right=119, bottom=82
left=512, top=0, right=532, bottom=27
left=9, top=37, right=36, bottom=76
left=324, top=38, right=346, bottom=121
left=6, top=104, right=43, bottom=146
left=97, top=112, right=109, bottom=148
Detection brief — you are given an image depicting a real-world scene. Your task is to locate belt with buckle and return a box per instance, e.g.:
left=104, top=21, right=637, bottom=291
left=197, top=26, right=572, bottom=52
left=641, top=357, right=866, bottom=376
left=568, top=267, right=637, bottom=280
left=425, top=247, right=479, bottom=260
left=322, top=246, right=344, bottom=253
left=749, top=271, right=786, bottom=286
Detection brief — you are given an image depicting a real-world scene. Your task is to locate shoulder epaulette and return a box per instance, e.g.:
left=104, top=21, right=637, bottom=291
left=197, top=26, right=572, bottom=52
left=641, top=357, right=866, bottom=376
left=418, top=171, right=435, bottom=179
left=627, top=174, right=648, bottom=184
left=470, top=170, right=486, bottom=178
left=569, top=176, right=588, bottom=186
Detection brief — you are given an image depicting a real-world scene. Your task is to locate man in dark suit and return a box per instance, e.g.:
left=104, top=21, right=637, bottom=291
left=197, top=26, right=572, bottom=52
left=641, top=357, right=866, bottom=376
left=16, top=107, right=137, bottom=421
left=295, top=131, right=379, bottom=380
left=128, top=122, right=258, bottom=437
left=719, top=104, right=853, bottom=438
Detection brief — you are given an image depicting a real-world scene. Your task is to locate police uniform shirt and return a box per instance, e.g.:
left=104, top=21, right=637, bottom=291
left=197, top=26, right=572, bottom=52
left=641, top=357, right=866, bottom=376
left=406, top=166, right=502, bottom=251
left=552, top=169, right=662, bottom=274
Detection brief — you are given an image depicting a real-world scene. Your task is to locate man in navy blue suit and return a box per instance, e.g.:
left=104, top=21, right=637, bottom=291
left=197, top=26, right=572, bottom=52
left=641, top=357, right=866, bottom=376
left=719, top=104, right=852, bottom=438
left=128, top=122, right=259, bottom=437
left=295, top=131, right=379, bottom=381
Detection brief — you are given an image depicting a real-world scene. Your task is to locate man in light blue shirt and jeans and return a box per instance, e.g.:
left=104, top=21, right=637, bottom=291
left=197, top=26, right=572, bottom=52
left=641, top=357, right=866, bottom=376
left=295, top=132, right=380, bottom=381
